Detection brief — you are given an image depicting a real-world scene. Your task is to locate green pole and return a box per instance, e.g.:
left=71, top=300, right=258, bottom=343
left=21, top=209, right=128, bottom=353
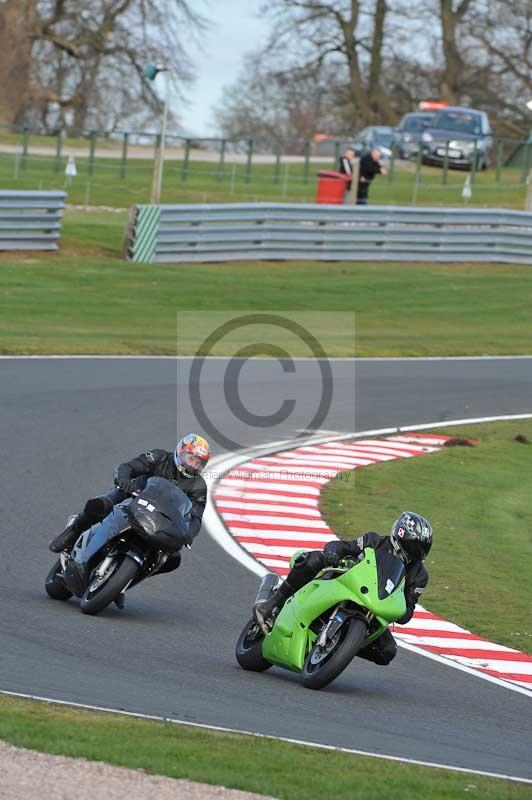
left=388, top=142, right=396, bottom=183
left=218, top=139, right=226, bottom=180
left=274, top=150, right=281, bottom=184
left=21, top=126, right=29, bottom=170
left=120, top=132, right=129, bottom=179
left=245, top=138, right=253, bottom=183
left=495, top=139, right=502, bottom=184
left=88, top=130, right=96, bottom=176
left=333, top=141, right=340, bottom=168
left=182, top=138, right=191, bottom=180
left=54, top=130, right=63, bottom=173
left=412, top=143, right=423, bottom=204
left=521, top=140, right=532, bottom=184
left=303, top=140, right=310, bottom=184
left=442, top=140, right=449, bottom=185
left=470, top=139, right=478, bottom=185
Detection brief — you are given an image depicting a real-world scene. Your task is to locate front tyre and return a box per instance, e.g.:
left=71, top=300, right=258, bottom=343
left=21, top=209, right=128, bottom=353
left=235, top=618, right=272, bottom=672
left=302, top=617, right=367, bottom=690
left=80, top=555, right=138, bottom=616
left=45, top=559, right=73, bottom=601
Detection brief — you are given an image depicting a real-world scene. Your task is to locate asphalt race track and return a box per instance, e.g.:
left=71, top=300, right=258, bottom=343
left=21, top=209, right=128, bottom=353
left=1, top=357, right=532, bottom=780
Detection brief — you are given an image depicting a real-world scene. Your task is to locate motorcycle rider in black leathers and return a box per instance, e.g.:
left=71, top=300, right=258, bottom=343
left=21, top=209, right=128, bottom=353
left=254, top=511, right=433, bottom=666
left=49, top=434, right=211, bottom=584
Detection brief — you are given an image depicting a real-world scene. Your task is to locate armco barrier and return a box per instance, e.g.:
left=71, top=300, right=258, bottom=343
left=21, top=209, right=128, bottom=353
left=124, top=203, right=532, bottom=265
left=0, top=190, right=66, bottom=251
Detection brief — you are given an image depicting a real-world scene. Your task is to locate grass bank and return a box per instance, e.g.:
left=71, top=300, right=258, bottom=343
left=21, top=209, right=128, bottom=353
left=1, top=211, right=532, bottom=356
left=0, top=696, right=528, bottom=799
left=321, top=421, right=532, bottom=652
left=0, top=151, right=527, bottom=208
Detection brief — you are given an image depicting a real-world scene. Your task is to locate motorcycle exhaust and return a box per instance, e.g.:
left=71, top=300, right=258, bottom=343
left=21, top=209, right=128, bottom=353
left=253, top=573, right=281, bottom=608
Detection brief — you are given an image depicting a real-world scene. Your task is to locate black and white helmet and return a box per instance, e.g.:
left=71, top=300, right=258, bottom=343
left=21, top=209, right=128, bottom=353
left=390, top=511, right=433, bottom=562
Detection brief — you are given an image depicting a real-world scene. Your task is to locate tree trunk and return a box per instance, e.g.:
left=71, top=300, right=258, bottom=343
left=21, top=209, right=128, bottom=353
left=342, top=1, right=372, bottom=126
left=368, top=0, right=390, bottom=123
left=439, top=0, right=473, bottom=104
left=0, top=0, right=37, bottom=126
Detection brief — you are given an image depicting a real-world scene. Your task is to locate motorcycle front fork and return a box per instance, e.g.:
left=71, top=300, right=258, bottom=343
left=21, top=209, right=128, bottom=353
left=317, top=605, right=373, bottom=647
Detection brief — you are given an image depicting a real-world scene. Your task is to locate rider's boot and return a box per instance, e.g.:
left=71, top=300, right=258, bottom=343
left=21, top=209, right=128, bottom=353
left=49, top=497, right=113, bottom=554
left=254, top=580, right=296, bottom=634
left=49, top=512, right=90, bottom=553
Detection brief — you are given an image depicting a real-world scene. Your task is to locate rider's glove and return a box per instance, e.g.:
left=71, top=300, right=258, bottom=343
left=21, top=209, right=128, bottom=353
left=115, top=477, right=135, bottom=495
left=322, top=549, right=340, bottom=568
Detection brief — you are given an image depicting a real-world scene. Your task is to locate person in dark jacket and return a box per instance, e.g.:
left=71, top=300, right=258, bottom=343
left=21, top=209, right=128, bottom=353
left=338, top=146, right=355, bottom=202
left=357, top=147, right=387, bottom=204
left=254, top=511, right=433, bottom=666
left=49, top=434, right=211, bottom=579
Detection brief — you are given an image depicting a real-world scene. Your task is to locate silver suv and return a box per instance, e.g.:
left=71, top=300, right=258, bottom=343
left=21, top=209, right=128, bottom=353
left=421, top=107, right=493, bottom=170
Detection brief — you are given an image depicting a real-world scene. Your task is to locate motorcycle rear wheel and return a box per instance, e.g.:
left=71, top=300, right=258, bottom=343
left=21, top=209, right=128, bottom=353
left=45, top=559, right=73, bottom=601
left=302, top=617, right=367, bottom=690
left=235, top=618, right=272, bottom=672
left=80, top=555, right=138, bottom=616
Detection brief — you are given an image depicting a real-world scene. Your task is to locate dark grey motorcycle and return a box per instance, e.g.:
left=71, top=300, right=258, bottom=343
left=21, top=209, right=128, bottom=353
left=45, top=477, right=192, bottom=615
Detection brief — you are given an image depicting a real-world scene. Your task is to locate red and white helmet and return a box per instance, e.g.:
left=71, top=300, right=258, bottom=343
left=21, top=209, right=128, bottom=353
left=174, top=434, right=211, bottom=477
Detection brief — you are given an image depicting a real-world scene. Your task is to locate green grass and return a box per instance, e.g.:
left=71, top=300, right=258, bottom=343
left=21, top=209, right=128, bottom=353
left=0, top=149, right=527, bottom=208
left=0, top=696, right=529, bottom=799
left=321, top=421, right=532, bottom=652
left=1, top=210, right=532, bottom=355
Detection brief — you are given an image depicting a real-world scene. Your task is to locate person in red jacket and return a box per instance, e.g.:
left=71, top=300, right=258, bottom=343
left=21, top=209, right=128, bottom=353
left=254, top=511, right=433, bottom=666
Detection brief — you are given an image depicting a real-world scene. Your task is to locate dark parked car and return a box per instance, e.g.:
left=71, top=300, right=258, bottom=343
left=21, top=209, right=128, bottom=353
left=352, top=126, right=395, bottom=159
left=421, top=107, right=493, bottom=170
left=395, top=112, right=435, bottom=159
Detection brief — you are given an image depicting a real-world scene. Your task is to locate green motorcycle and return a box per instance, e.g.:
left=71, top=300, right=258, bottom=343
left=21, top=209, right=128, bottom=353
left=236, top=547, right=407, bottom=690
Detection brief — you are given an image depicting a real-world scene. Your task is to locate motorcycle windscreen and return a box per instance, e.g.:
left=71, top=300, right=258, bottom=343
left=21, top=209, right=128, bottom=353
left=126, top=477, right=192, bottom=540
left=374, top=547, right=405, bottom=599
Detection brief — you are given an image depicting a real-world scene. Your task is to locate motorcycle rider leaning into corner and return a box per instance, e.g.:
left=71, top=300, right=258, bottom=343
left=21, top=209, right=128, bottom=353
left=254, top=511, right=433, bottom=666
left=49, top=434, right=211, bottom=584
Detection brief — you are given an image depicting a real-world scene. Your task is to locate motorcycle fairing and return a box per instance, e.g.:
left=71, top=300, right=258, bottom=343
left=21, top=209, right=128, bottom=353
left=62, top=507, right=132, bottom=596
left=125, top=477, right=192, bottom=550
left=262, top=548, right=407, bottom=671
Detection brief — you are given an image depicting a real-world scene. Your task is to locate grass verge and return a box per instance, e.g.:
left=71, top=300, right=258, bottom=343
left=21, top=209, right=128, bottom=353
left=1, top=211, right=532, bottom=355
left=321, top=420, right=532, bottom=652
left=0, top=695, right=528, bottom=799
left=0, top=150, right=527, bottom=208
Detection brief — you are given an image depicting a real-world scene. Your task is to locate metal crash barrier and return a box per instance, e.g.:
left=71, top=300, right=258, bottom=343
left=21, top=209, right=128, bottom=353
left=124, top=203, right=532, bottom=265
left=0, top=190, right=66, bottom=251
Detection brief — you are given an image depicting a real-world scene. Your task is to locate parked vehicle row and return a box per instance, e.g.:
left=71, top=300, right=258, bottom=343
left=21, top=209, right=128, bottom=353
left=351, top=106, right=493, bottom=171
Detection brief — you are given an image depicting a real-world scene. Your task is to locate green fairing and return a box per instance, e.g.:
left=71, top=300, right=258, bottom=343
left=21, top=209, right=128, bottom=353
left=262, top=548, right=406, bottom=672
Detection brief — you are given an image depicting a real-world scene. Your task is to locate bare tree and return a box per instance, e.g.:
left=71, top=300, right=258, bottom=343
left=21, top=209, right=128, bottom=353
left=261, top=1, right=393, bottom=127
left=0, top=0, right=207, bottom=130
left=439, top=0, right=475, bottom=103
left=213, top=50, right=342, bottom=152
left=467, top=0, right=531, bottom=135
left=0, top=0, right=37, bottom=126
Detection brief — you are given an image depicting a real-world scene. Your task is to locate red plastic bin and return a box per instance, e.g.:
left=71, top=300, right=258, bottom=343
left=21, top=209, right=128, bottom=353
left=315, top=170, right=351, bottom=204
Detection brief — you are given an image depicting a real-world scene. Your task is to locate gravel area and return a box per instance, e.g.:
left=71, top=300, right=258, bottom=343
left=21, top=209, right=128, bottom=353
left=0, top=741, right=277, bottom=800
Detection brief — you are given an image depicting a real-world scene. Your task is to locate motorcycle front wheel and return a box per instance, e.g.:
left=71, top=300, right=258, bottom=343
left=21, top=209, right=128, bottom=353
left=45, top=559, right=73, bottom=601
left=301, top=617, right=367, bottom=690
left=80, top=555, right=138, bottom=616
left=235, top=618, right=272, bottom=672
